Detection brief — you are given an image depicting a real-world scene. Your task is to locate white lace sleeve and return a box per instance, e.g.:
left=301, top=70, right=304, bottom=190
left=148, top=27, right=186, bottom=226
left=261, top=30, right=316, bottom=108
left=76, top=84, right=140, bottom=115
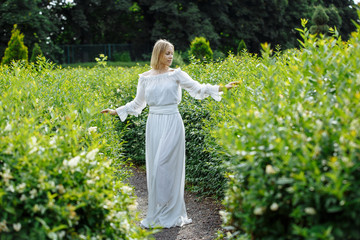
left=115, top=78, right=146, bottom=122
left=178, top=70, right=221, bottom=101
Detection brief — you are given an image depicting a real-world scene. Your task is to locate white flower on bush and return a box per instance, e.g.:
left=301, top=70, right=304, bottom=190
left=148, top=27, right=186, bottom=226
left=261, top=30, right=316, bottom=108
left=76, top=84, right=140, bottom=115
left=1, top=168, right=13, bottom=184
left=4, top=122, right=12, bottom=131
left=0, top=220, right=9, bottom=233
left=13, top=223, right=21, bottom=232
left=120, top=219, right=130, bottom=232
left=254, top=206, right=266, bottom=215
left=270, top=202, right=279, bottom=211
left=88, top=126, right=97, bottom=134
left=56, top=184, right=66, bottom=194
left=103, top=199, right=115, bottom=209
left=128, top=200, right=138, bottom=211
left=63, top=156, right=81, bottom=168
left=304, top=207, right=316, bottom=215
left=49, top=136, right=58, bottom=147
left=20, top=194, right=27, bottom=201
left=219, top=210, right=230, bottom=222
left=265, top=164, right=276, bottom=174
left=86, top=179, right=95, bottom=185
left=6, top=184, right=15, bottom=193
left=58, top=230, right=65, bottom=238
left=122, top=185, right=133, bottom=194
left=29, top=136, right=37, bottom=147
left=30, top=189, right=38, bottom=199
left=115, top=211, right=127, bottom=219
left=4, top=143, right=14, bottom=154
left=86, top=148, right=99, bottom=161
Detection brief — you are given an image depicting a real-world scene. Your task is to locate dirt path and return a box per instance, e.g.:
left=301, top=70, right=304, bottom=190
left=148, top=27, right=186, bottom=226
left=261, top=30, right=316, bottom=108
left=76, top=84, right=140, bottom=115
left=128, top=167, right=223, bottom=240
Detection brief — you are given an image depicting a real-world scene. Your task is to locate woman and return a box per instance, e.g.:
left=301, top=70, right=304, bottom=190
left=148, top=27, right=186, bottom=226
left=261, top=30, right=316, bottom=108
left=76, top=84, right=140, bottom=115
left=101, top=39, right=237, bottom=228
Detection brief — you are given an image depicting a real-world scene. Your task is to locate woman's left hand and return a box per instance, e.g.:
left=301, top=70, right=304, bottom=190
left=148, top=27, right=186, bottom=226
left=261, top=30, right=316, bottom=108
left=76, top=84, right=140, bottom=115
left=220, top=81, right=240, bottom=91
left=225, top=81, right=241, bottom=89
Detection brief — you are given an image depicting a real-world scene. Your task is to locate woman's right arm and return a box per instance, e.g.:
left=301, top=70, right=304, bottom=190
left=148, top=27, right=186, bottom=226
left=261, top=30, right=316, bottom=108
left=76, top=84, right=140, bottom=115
left=101, top=78, right=146, bottom=121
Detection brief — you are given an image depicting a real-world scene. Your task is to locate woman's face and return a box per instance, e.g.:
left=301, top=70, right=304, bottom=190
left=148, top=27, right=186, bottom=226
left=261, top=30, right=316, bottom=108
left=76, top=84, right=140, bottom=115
left=160, top=46, right=174, bottom=68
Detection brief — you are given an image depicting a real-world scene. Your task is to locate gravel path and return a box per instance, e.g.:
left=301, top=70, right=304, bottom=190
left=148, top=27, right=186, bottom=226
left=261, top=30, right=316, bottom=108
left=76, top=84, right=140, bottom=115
left=128, top=167, right=223, bottom=240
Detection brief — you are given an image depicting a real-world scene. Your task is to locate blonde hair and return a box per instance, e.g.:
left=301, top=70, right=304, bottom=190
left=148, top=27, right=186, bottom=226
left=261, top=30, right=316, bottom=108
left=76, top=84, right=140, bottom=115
left=150, top=39, right=174, bottom=70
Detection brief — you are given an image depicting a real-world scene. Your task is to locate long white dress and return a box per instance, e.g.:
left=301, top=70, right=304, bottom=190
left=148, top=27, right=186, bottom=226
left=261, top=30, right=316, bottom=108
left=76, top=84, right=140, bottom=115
left=116, top=68, right=221, bottom=228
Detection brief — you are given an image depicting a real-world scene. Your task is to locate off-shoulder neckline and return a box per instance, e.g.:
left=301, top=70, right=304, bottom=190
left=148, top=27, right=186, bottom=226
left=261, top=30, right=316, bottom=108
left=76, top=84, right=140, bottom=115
left=139, top=68, right=181, bottom=79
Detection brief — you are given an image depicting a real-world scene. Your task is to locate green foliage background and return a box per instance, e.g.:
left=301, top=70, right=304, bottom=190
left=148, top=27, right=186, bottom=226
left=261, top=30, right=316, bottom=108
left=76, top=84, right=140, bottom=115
left=0, top=0, right=359, bottom=62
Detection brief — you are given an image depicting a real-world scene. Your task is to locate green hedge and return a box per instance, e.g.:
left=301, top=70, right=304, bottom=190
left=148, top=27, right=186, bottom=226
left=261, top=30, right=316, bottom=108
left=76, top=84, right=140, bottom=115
left=216, top=20, right=360, bottom=239
left=0, top=59, right=152, bottom=239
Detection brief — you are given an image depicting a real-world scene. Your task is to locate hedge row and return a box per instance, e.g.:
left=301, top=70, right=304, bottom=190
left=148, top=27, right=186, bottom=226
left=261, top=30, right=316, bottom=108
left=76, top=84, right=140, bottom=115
left=216, top=20, right=360, bottom=239
left=0, top=59, right=152, bottom=239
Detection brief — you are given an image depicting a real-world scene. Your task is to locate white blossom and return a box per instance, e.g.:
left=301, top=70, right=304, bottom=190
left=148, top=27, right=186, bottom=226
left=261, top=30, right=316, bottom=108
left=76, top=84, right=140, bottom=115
left=86, top=149, right=99, bottom=161
left=0, top=220, right=9, bottom=232
left=128, top=201, right=138, bottom=211
left=304, top=207, right=316, bottom=215
left=1, top=169, right=13, bottom=184
left=49, top=136, right=58, bottom=146
left=4, top=122, right=12, bottom=131
left=254, top=206, right=265, bottom=215
left=13, top=223, right=21, bottom=232
left=66, top=156, right=81, bottom=167
left=120, top=219, right=130, bottom=232
left=20, top=194, right=27, bottom=201
left=30, top=189, right=38, bottom=199
left=88, top=126, right=97, bottom=134
left=270, top=202, right=279, bottom=211
left=6, top=184, right=15, bottom=193
left=265, top=164, right=276, bottom=174
left=122, top=185, right=132, bottom=194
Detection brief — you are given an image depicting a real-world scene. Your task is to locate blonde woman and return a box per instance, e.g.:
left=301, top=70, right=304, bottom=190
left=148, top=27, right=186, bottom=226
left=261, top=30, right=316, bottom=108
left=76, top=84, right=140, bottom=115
left=101, top=39, right=237, bottom=228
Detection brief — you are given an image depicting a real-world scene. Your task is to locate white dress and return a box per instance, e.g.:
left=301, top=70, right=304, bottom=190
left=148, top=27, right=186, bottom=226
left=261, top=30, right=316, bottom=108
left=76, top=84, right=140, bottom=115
left=116, top=68, right=221, bottom=228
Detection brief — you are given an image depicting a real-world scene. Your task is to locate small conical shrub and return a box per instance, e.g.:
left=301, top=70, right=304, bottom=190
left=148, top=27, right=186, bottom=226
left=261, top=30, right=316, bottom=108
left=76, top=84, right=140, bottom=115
left=189, top=37, right=213, bottom=61
left=30, top=43, right=43, bottom=62
left=310, top=5, right=330, bottom=35
left=1, top=24, right=28, bottom=65
left=237, top=40, right=247, bottom=54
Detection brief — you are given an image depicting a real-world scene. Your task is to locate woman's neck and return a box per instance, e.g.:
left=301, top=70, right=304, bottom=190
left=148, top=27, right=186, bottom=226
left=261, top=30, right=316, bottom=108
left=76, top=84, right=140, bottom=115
left=155, top=66, right=170, bottom=73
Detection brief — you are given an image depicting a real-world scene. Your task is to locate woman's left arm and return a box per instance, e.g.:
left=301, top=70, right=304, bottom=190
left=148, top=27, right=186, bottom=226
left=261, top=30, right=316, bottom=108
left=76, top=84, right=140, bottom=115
left=178, top=70, right=238, bottom=101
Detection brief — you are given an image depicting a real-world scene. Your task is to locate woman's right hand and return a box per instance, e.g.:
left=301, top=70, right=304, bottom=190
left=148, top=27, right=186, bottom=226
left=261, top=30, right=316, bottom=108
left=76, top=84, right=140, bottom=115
left=101, top=109, right=117, bottom=115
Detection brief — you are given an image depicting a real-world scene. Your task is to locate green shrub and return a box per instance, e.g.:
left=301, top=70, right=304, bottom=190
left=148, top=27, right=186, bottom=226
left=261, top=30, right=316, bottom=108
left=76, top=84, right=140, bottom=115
left=213, top=50, right=226, bottom=61
left=30, top=43, right=43, bottom=62
left=113, top=51, right=131, bottom=62
left=310, top=5, right=330, bottom=35
left=189, top=37, right=213, bottom=62
left=237, top=40, right=247, bottom=54
left=216, top=19, right=360, bottom=239
left=0, top=60, right=153, bottom=239
left=1, top=24, right=28, bottom=65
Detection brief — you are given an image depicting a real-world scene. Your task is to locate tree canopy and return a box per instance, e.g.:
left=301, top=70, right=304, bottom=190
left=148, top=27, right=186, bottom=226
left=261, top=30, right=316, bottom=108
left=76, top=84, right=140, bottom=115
left=0, top=0, right=358, bottom=62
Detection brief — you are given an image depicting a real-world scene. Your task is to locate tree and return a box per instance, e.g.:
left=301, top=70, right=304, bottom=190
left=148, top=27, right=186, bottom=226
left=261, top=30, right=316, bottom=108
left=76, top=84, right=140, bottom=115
left=237, top=40, right=247, bottom=54
left=1, top=24, right=28, bottom=65
left=189, top=37, right=213, bottom=61
left=30, top=43, right=43, bottom=62
left=310, top=5, right=330, bottom=35
left=315, top=0, right=358, bottom=40
left=0, top=0, right=62, bottom=61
